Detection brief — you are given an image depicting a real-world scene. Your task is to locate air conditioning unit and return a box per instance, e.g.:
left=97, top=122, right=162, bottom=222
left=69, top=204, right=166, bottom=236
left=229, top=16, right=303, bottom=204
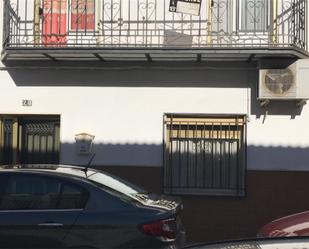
left=259, top=59, right=309, bottom=100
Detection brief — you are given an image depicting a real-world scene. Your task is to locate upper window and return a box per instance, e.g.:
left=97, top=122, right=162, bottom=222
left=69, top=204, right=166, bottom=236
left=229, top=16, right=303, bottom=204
left=240, top=0, right=269, bottom=32
left=0, top=174, right=88, bottom=210
left=163, top=114, right=246, bottom=197
left=71, top=0, right=95, bottom=31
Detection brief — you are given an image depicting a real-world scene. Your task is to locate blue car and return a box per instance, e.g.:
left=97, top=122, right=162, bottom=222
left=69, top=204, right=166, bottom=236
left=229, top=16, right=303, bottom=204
left=0, top=164, right=185, bottom=248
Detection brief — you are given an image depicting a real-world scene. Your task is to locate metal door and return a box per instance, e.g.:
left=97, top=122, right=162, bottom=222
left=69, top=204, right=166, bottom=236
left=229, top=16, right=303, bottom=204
left=0, top=119, right=14, bottom=164
left=20, top=119, right=60, bottom=164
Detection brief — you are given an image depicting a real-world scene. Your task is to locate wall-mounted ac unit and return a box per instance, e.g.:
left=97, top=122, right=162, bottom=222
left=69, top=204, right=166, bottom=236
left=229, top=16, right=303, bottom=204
left=259, top=59, right=309, bottom=100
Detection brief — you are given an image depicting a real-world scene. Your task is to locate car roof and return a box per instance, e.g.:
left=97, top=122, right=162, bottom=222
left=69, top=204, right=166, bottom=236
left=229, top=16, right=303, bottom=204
left=0, top=164, right=97, bottom=180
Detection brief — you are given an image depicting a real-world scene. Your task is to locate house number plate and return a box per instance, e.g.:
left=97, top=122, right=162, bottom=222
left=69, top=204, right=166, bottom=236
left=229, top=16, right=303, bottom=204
left=22, top=99, right=33, bottom=107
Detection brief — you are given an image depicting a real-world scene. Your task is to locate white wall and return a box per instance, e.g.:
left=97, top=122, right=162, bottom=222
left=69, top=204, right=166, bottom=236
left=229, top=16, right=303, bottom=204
left=0, top=1, right=309, bottom=171
left=0, top=68, right=248, bottom=165
left=0, top=67, right=309, bottom=170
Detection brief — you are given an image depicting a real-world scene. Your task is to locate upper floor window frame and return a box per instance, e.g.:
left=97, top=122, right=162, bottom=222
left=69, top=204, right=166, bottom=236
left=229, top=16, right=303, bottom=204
left=238, top=0, right=271, bottom=32
left=40, top=0, right=98, bottom=34
left=70, top=0, right=96, bottom=32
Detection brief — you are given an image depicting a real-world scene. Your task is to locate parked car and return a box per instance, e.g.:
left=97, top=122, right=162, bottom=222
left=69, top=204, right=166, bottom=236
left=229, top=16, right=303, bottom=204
left=185, top=237, right=309, bottom=249
left=258, top=211, right=309, bottom=237
left=0, top=164, right=185, bottom=248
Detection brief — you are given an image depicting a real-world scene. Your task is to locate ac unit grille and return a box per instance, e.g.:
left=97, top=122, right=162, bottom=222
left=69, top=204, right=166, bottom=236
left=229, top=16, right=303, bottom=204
left=264, top=69, right=294, bottom=95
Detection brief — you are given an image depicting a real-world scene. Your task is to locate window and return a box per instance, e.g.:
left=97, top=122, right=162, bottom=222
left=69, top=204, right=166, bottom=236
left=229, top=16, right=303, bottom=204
left=0, top=174, right=88, bottom=210
left=71, top=0, right=95, bottom=31
left=58, top=184, right=88, bottom=209
left=240, top=0, right=269, bottom=32
left=164, top=114, right=246, bottom=196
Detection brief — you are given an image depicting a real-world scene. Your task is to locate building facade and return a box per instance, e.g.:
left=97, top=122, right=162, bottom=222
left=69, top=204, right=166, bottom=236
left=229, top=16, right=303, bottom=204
left=1, top=0, right=309, bottom=242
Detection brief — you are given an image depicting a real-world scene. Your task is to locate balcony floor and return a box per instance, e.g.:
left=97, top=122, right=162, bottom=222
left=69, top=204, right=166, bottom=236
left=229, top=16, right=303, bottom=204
left=2, top=46, right=309, bottom=66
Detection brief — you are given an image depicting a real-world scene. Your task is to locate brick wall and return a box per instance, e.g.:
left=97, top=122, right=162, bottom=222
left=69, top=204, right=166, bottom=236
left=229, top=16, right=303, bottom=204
left=99, top=166, right=309, bottom=243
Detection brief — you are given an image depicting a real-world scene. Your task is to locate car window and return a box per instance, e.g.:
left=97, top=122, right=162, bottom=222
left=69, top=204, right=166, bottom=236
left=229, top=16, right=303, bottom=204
left=87, top=172, right=146, bottom=197
left=58, top=184, right=88, bottom=209
left=0, top=174, right=88, bottom=210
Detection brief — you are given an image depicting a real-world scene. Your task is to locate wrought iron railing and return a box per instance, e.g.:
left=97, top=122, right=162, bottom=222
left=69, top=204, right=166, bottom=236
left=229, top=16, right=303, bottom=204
left=2, top=0, right=307, bottom=51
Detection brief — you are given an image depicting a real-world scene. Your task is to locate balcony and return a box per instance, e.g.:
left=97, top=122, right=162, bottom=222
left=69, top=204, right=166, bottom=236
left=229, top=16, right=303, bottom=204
left=2, top=0, right=308, bottom=63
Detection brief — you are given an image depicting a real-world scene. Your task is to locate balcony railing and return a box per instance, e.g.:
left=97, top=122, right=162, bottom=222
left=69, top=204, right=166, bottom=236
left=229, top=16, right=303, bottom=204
left=2, top=0, right=308, bottom=58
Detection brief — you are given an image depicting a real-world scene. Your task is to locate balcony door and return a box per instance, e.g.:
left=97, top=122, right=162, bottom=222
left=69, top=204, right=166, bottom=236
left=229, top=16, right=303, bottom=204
left=209, top=0, right=273, bottom=45
left=239, top=0, right=270, bottom=32
left=70, top=0, right=95, bottom=31
left=0, top=116, right=60, bottom=165
left=41, top=0, right=96, bottom=45
left=209, top=0, right=234, bottom=45
left=42, top=0, right=67, bottom=45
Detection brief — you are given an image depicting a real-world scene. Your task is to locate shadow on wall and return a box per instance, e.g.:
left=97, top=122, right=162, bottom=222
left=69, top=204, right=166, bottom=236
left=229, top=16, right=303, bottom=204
left=247, top=145, right=309, bottom=171
left=8, top=61, right=305, bottom=117
left=60, top=142, right=163, bottom=167
left=252, top=101, right=305, bottom=119
left=60, top=142, right=309, bottom=172
left=8, top=63, right=252, bottom=88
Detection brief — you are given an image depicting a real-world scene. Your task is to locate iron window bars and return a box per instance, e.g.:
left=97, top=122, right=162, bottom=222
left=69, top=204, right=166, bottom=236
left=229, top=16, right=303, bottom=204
left=164, top=114, right=247, bottom=196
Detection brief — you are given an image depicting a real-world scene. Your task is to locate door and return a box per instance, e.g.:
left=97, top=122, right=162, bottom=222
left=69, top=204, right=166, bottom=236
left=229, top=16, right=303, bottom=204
left=19, top=118, right=60, bottom=164
left=209, top=0, right=234, bottom=45
left=0, top=119, right=14, bottom=164
left=0, top=173, right=88, bottom=248
left=209, top=0, right=273, bottom=45
left=239, top=0, right=270, bottom=32
left=0, top=116, right=60, bottom=165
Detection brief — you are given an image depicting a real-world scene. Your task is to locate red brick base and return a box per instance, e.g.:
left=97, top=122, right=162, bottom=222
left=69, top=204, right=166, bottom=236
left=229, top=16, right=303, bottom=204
left=99, top=166, right=309, bottom=243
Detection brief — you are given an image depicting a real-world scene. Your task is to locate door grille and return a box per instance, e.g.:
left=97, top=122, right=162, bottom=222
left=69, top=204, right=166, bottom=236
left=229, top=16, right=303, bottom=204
left=0, top=116, right=60, bottom=165
left=21, top=120, right=60, bottom=164
left=2, top=120, right=14, bottom=164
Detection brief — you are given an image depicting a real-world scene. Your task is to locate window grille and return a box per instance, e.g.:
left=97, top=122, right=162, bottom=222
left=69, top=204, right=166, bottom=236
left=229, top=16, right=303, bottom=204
left=71, top=0, right=95, bottom=31
left=240, top=0, right=270, bottom=32
left=164, top=114, right=246, bottom=196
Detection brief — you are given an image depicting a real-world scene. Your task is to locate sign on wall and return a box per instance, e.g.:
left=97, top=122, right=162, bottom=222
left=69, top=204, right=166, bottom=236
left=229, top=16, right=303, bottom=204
left=169, top=0, right=201, bottom=16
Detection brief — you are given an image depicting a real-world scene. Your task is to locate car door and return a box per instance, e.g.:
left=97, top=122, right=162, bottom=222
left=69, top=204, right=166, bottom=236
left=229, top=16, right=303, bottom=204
left=0, top=172, right=88, bottom=248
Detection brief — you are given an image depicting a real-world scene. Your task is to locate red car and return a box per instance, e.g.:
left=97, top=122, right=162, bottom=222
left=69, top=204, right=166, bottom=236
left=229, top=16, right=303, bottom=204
left=258, top=211, right=309, bottom=237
